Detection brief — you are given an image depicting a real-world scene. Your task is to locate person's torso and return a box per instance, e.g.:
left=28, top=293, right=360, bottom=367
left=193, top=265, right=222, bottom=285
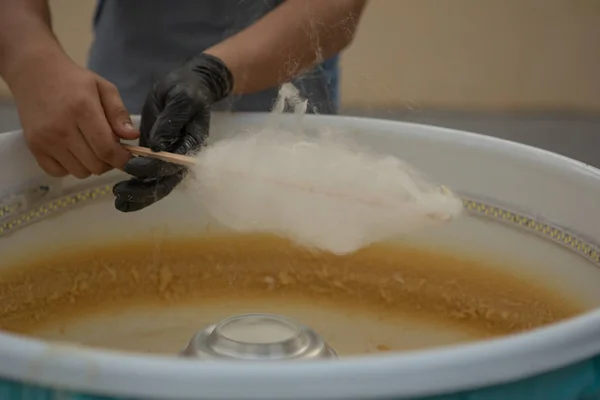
left=88, top=0, right=340, bottom=115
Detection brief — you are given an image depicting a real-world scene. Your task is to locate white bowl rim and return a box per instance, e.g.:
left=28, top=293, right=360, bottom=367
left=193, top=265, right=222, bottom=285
left=1, top=114, right=600, bottom=399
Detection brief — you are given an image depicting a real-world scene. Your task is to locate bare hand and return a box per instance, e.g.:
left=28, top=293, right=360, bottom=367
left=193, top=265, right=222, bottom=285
left=10, top=55, right=139, bottom=179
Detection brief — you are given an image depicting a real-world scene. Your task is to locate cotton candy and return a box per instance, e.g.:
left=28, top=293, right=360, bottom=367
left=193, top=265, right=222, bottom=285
left=186, top=84, right=462, bottom=254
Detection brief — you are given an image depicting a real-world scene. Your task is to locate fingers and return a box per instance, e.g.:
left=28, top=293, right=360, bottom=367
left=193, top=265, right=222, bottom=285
left=67, top=130, right=112, bottom=175
left=113, top=174, right=184, bottom=213
left=180, top=109, right=211, bottom=155
left=96, top=77, right=139, bottom=141
left=76, top=87, right=133, bottom=170
left=36, top=155, right=68, bottom=178
left=28, top=77, right=134, bottom=177
left=27, top=125, right=98, bottom=178
left=54, top=149, right=91, bottom=179
left=147, top=90, right=193, bottom=152
left=138, top=91, right=161, bottom=148
left=124, top=156, right=186, bottom=180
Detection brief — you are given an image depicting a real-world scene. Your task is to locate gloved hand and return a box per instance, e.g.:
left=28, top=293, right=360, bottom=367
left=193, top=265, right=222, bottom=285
left=113, top=53, right=233, bottom=212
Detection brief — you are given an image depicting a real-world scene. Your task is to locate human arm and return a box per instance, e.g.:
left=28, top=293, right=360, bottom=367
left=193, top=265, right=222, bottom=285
left=0, top=0, right=58, bottom=82
left=205, top=0, right=368, bottom=95
left=0, top=0, right=138, bottom=179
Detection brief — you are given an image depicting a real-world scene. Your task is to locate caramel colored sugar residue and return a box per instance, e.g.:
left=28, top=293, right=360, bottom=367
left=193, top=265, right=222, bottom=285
left=0, top=233, right=583, bottom=337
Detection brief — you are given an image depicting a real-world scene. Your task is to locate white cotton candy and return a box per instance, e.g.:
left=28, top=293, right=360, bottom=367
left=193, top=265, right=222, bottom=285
left=185, top=84, right=463, bottom=255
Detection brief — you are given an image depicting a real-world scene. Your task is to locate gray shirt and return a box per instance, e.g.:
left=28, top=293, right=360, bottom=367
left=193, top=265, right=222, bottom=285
left=88, top=0, right=340, bottom=115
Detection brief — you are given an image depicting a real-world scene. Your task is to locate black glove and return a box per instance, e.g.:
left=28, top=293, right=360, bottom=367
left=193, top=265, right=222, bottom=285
left=113, top=53, right=233, bottom=212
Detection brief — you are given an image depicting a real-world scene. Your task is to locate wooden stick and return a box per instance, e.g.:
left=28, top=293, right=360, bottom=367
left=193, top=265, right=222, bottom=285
left=123, top=144, right=198, bottom=167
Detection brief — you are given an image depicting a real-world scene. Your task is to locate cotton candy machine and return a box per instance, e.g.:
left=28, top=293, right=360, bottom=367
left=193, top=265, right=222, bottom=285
left=1, top=113, right=600, bottom=399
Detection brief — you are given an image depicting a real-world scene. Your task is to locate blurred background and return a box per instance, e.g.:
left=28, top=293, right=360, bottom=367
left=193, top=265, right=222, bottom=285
left=1, top=0, right=599, bottom=164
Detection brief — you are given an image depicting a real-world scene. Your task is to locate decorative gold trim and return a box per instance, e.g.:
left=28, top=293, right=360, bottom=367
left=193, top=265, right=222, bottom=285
left=461, top=198, right=600, bottom=264
left=1, top=184, right=599, bottom=265
left=0, top=185, right=112, bottom=237
left=0, top=185, right=51, bottom=220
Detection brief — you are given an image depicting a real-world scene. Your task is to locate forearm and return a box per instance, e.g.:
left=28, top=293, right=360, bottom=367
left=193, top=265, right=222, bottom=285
left=205, top=0, right=367, bottom=95
left=0, top=0, right=64, bottom=85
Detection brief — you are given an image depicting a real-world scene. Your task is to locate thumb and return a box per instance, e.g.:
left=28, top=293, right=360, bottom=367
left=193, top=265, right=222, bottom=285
left=96, top=77, right=140, bottom=141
